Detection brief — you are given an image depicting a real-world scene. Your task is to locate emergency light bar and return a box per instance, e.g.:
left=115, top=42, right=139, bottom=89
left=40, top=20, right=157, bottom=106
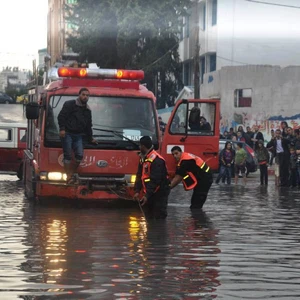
left=57, top=67, right=144, bottom=81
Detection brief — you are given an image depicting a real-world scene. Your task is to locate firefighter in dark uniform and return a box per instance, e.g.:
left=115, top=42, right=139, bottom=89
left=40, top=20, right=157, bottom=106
left=169, top=146, right=213, bottom=209
left=133, top=136, right=170, bottom=219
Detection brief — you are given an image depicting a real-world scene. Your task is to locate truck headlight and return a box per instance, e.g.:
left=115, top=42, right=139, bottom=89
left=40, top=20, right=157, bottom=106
left=47, top=172, right=67, bottom=181
left=130, top=175, right=136, bottom=183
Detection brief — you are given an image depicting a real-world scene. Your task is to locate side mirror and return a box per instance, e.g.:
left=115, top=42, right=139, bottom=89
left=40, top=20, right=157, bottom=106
left=26, top=102, right=39, bottom=120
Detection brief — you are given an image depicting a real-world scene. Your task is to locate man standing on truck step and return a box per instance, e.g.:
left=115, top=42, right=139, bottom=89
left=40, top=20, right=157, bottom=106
left=58, top=88, right=97, bottom=184
left=169, top=146, right=213, bottom=209
left=133, top=136, right=170, bottom=219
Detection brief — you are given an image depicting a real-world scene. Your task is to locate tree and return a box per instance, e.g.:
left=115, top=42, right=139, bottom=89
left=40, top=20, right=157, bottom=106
left=66, top=0, right=191, bottom=107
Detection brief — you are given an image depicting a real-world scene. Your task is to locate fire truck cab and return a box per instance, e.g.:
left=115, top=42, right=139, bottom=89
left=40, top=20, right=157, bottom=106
left=24, top=66, right=160, bottom=202
left=23, top=64, right=220, bottom=203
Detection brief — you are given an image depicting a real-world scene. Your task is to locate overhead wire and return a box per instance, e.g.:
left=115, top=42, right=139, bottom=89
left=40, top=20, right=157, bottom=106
left=245, top=0, right=300, bottom=9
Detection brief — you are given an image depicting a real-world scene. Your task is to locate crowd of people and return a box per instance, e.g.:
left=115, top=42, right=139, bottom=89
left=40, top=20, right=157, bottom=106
left=220, top=122, right=300, bottom=187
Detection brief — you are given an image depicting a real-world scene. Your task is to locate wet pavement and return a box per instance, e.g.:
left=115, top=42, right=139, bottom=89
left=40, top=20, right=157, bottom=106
left=0, top=174, right=300, bottom=300
left=1, top=105, right=300, bottom=299
left=0, top=104, right=26, bottom=123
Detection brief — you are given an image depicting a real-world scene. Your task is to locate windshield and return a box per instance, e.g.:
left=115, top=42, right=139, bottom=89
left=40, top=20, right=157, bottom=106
left=45, top=95, right=158, bottom=149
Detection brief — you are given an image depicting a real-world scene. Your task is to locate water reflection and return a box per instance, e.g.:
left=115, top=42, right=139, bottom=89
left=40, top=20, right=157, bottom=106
left=18, top=203, right=221, bottom=299
left=2, top=175, right=299, bottom=299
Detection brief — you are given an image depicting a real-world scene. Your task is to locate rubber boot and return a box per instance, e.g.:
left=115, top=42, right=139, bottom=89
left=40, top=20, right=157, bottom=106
left=64, top=163, right=74, bottom=184
left=71, top=161, right=81, bottom=184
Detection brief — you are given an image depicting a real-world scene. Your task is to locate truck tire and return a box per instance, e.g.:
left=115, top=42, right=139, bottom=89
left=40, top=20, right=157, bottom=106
left=17, top=163, right=23, bottom=180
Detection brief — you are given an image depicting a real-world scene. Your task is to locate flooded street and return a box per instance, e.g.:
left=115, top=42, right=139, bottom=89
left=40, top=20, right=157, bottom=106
left=1, top=105, right=300, bottom=299
left=0, top=174, right=300, bottom=299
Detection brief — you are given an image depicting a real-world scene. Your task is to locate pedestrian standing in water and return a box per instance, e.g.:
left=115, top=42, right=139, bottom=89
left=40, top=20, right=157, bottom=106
left=234, top=143, right=247, bottom=185
left=256, top=140, right=269, bottom=185
left=215, top=141, right=235, bottom=185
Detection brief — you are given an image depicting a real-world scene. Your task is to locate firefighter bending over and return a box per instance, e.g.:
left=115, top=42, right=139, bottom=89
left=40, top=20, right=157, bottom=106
left=133, top=136, right=170, bottom=219
left=169, top=146, right=213, bottom=209
left=58, top=88, right=98, bottom=184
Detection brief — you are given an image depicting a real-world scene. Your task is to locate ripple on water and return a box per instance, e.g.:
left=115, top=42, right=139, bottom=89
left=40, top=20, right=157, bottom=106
left=0, top=175, right=299, bottom=299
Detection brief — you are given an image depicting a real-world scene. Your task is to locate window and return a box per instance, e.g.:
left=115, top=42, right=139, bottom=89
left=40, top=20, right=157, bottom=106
left=212, top=0, right=217, bottom=26
left=170, top=102, right=215, bottom=136
left=0, top=129, right=12, bottom=142
left=209, top=53, right=216, bottom=72
left=234, top=89, right=252, bottom=107
left=19, top=129, right=27, bottom=142
left=45, top=96, right=158, bottom=149
left=201, top=4, right=206, bottom=30
left=183, top=62, right=190, bottom=86
left=185, top=16, right=190, bottom=38
left=200, top=57, right=205, bottom=83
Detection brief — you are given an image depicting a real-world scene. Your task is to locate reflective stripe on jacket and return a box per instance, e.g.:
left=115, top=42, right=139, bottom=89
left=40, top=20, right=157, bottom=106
left=178, top=152, right=210, bottom=190
left=141, top=149, right=166, bottom=193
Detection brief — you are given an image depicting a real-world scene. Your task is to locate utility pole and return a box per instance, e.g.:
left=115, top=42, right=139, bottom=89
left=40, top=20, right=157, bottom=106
left=193, top=3, right=200, bottom=99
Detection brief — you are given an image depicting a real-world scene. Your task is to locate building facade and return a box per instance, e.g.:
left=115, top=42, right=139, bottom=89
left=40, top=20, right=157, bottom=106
left=47, top=0, right=76, bottom=66
left=201, top=65, right=300, bottom=140
left=0, top=68, right=30, bottom=93
left=180, top=0, right=300, bottom=87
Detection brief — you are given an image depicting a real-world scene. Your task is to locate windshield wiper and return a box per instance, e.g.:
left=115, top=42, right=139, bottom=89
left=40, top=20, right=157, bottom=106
left=93, top=127, right=140, bottom=150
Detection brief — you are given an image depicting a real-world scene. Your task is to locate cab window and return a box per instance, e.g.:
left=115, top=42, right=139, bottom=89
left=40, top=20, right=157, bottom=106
left=169, top=102, right=215, bottom=136
left=0, top=129, right=12, bottom=142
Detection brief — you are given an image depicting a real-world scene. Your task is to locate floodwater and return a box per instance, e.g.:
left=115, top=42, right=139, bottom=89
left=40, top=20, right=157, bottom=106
left=0, top=174, right=300, bottom=300
left=1, top=105, right=300, bottom=299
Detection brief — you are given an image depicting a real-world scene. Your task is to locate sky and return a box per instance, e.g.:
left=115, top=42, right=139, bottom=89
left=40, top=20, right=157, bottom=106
left=0, top=0, right=48, bottom=71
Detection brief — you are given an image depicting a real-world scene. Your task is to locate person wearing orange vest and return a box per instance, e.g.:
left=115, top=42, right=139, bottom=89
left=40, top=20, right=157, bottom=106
left=133, top=136, right=170, bottom=219
left=169, top=146, right=213, bottom=209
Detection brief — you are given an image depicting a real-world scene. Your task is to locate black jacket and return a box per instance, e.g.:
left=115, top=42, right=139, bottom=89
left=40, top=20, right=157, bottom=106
left=134, top=155, right=169, bottom=199
left=251, top=131, right=264, bottom=149
left=58, top=99, right=93, bottom=141
left=267, top=137, right=290, bottom=156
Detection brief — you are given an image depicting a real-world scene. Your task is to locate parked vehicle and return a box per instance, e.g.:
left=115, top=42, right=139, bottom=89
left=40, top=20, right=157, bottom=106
left=0, top=123, right=27, bottom=179
left=219, top=139, right=258, bottom=176
left=16, top=94, right=29, bottom=104
left=0, top=92, right=14, bottom=104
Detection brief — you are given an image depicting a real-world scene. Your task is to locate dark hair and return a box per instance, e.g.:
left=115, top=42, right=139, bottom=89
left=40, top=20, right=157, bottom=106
left=189, top=107, right=200, bottom=124
left=140, top=136, right=152, bottom=149
left=237, top=142, right=243, bottom=148
left=171, top=146, right=182, bottom=152
left=79, top=87, right=89, bottom=95
left=224, top=141, right=232, bottom=149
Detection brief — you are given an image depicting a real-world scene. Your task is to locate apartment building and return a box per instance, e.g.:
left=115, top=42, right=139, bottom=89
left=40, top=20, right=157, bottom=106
left=47, top=0, right=76, bottom=66
left=180, top=0, right=300, bottom=87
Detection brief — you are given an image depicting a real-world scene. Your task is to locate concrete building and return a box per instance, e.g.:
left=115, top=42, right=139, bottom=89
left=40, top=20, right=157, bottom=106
left=38, top=48, right=48, bottom=67
left=201, top=65, right=300, bottom=140
left=0, top=68, right=30, bottom=92
left=47, top=0, right=76, bottom=66
left=179, top=0, right=300, bottom=87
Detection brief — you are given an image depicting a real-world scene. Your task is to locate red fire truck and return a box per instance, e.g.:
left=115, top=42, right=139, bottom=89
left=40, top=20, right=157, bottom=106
left=24, top=65, right=219, bottom=202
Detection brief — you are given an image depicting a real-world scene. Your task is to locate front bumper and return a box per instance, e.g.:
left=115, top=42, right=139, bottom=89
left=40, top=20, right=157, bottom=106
left=36, top=175, right=135, bottom=200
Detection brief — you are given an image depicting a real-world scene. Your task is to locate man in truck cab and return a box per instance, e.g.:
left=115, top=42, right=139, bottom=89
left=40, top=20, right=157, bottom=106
left=58, top=88, right=98, bottom=184
left=169, top=146, right=213, bottom=209
left=133, top=136, right=170, bottom=219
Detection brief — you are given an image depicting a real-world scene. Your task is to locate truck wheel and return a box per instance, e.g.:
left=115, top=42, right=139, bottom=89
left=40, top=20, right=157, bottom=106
left=17, top=164, right=23, bottom=180
left=25, top=170, right=37, bottom=203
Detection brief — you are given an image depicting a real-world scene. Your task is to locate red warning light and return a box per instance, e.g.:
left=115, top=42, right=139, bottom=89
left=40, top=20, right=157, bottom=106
left=58, top=67, right=88, bottom=78
left=116, top=69, right=144, bottom=80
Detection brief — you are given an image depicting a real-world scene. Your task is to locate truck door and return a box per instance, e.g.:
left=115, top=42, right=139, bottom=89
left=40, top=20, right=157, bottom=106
left=161, top=99, right=220, bottom=176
